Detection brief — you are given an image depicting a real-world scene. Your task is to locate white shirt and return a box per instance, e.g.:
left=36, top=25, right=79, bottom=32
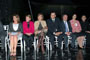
left=64, top=21, right=69, bottom=32
left=13, top=24, right=19, bottom=31
left=52, top=18, right=55, bottom=22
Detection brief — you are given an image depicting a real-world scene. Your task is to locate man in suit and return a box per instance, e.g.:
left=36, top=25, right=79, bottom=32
left=60, top=14, right=76, bottom=50
left=0, top=21, right=6, bottom=51
left=46, top=12, right=63, bottom=49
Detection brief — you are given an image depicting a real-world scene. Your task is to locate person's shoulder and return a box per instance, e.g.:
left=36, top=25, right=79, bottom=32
left=69, top=20, right=73, bottom=22
left=46, top=19, right=51, bottom=22
left=76, top=20, right=80, bottom=23
left=34, top=20, right=38, bottom=24
left=30, top=21, right=34, bottom=24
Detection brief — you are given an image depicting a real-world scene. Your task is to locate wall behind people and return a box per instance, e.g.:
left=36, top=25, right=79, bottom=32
left=0, top=0, right=30, bottom=25
left=0, top=0, right=90, bottom=25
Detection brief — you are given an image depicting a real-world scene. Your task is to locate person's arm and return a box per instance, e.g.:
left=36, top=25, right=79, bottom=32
left=78, top=21, right=82, bottom=32
left=46, top=20, right=54, bottom=35
left=55, top=19, right=63, bottom=36
left=43, top=21, right=48, bottom=33
left=16, top=23, right=23, bottom=35
left=23, top=22, right=27, bottom=34
left=8, top=23, right=12, bottom=35
left=70, top=20, right=76, bottom=33
left=34, top=21, right=39, bottom=35
left=31, top=22, right=34, bottom=34
left=20, top=23, right=23, bottom=33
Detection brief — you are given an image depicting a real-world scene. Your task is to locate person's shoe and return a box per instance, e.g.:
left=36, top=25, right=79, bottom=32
left=78, top=47, right=83, bottom=49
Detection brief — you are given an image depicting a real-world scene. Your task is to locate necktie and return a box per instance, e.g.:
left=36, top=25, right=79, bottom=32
left=65, top=21, right=68, bottom=32
left=52, top=19, right=55, bottom=22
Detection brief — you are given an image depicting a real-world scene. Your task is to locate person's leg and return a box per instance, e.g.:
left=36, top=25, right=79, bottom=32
left=58, top=34, right=63, bottom=49
left=80, top=36, right=85, bottom=48
left=70, top=34, right=76, bottom=48
left=10, top=35, right=14, bottom=55
left=13, top=35, right=18, bottom=56
left=29, top=35, right=33, bottom=48
left=24, top=35, right=30, bottom=48
left=48, top=35, right=55, bottom=50
left=41, top=36, right=45, bottom=54
left=77, top=36, right=84, bottom=48
left=63, top=34, right=68, bottom=48
left=37, top=36, right=41, bottom=49
left=0, top=35, right=5, bottom=50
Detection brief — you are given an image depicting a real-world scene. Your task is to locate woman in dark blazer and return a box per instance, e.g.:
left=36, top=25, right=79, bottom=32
left=8, top=14, right=23, bottom=56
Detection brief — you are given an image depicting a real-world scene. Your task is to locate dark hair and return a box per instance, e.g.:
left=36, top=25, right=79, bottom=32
left=37, top=13, right=44, bottom=20
left=62, top=14, right=68, bottom=17
left=13, top=14, right=20, bottom=23
left=50, top=11, right=56, bottom=15
left=38, top=13, right=44, bottom=17
left=26, top=14, right=31, bottom=18
left=81, top=15, right=86, bottom=17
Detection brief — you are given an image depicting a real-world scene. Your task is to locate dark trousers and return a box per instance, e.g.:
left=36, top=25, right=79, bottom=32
left=23, top=34, right=33, bottom=48
left=48, top=34, right=63, bottom=49
left=86, top=33, right=90, bottom=47
left=63, top=33, right=76, bottom=48
left=0, top=35, right=5, bottom=49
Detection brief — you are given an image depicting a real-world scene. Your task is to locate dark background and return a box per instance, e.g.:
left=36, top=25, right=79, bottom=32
left=0, top=0, right=90, bottom=24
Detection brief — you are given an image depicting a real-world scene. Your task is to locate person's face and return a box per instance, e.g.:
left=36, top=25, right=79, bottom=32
left=13, top=16, right=18, bottom=23
left=63, top=15, right=68, bottom=21
left=72, top=14, right=77, bottom=20
left=81, top=16, right=87, bottom=22
left=26, top=17, right=31, bottom=22
left=51, top=13, right=56, bottom=19
left=38, top=15, right=43, bottom=21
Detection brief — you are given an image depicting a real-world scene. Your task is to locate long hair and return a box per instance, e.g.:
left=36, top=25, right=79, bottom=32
left=13, top=14, right=20, bottom=23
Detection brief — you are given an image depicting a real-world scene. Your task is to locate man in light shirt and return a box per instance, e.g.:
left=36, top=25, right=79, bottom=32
left=60, top=14, right=76, bottom=50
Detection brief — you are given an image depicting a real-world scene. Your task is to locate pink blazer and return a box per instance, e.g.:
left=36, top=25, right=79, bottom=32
left=23, top=21, right=34, bottom=34
left=70, top=20, right=82, bottom=33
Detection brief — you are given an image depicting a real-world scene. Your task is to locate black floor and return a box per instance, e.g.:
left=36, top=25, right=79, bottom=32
left=0, top=47, right=90, bottom=60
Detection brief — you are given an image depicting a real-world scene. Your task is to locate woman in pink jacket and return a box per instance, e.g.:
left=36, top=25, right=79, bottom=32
left=70, top=14, right=85, bottom=49
left=23, top=14, right=34, bottom=53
